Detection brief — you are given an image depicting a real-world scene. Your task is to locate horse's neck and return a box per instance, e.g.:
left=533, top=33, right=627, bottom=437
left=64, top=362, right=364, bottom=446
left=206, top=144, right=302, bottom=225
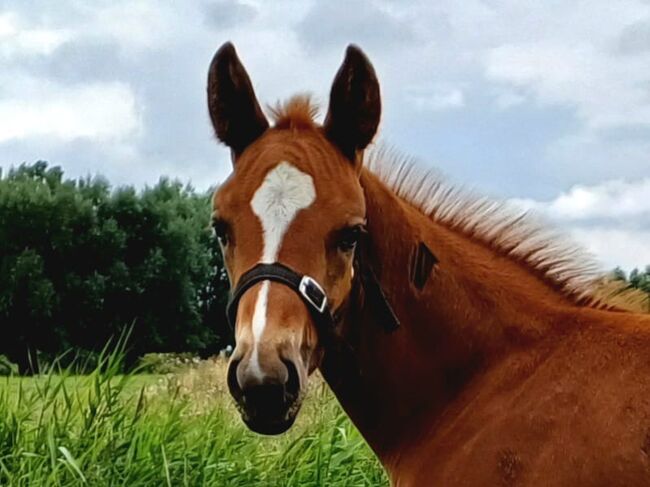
left=320, top=169, right=578, bottom=463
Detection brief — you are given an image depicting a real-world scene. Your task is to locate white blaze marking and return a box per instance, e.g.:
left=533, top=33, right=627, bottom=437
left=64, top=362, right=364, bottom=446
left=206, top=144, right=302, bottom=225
left=247, top=161, right=316, bottom=377
left=248, top=281, right=269, bottom=380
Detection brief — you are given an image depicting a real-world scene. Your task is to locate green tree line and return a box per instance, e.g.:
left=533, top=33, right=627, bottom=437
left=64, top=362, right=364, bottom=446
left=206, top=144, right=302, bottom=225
left=1, top=162, right=648, bottom=372
left=0, top=162, right=230, bottom=372
left=612, top=266, right=650, bottom=313
left=612, top=266, right=650, bottom=294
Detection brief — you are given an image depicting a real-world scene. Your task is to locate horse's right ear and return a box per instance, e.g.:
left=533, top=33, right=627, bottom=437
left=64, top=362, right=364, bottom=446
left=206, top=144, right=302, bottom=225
left=324, top=45, right=381, bottom=162
left=207, top=42, right=268, bottom=159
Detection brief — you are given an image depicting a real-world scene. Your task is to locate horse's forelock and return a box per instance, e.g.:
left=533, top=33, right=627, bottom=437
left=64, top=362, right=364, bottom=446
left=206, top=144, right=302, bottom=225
left=269, top=95, right=320, bottom=131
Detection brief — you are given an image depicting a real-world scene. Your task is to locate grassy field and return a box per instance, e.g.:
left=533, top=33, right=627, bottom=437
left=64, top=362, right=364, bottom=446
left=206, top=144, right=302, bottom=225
left=0, top=350, right=388, bottom=486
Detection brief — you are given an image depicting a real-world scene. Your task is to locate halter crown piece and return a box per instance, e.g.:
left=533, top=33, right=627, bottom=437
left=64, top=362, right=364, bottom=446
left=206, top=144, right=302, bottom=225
left=226, top=243, right=401, bottom=337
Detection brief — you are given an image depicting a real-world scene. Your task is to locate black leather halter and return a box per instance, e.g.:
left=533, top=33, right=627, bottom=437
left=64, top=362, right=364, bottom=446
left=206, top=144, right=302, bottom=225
left=227, top=262, right=335, bottom=332
left=226, top=249, right=400, bottom=336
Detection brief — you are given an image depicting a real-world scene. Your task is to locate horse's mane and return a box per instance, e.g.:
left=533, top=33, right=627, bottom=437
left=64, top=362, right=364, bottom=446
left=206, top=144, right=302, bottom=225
left=365, top=148, right=648, bottom=312
left=270, top=96, right=648, bottom=313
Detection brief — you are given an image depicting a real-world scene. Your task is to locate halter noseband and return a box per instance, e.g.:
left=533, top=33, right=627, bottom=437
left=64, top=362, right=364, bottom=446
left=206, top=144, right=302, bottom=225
left=226, top=250, right=401, bottom=336
left=226, top=262, right=336, bottom=332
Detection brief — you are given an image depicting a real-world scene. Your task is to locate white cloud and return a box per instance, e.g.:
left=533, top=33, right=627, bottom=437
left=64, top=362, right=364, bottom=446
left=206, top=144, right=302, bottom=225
left=511, top=178, right=650, bottom=270
left=493, top=90, right=527, bottom=110
left=0, top=12, right=71, bottom=59
left=485, top=42, right=650, bottom=130
left=407, top=85, right=465, bottom=111
left=85, top=1, right=178, bottom=52
left=0, top=79, right=140, bottom=142
left=0, top=13, right=14, bottom=37
left=0, top=0, right=648, bottom=204
left=1, top=2, right=182, bottom=61
left=512, top=178, right=650, bottom=220
left=570, top=227, right=650, bottom=270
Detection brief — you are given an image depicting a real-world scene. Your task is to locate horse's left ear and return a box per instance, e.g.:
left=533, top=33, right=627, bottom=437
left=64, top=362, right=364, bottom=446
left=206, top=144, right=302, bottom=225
left=324, top=45, right=381, bottom=162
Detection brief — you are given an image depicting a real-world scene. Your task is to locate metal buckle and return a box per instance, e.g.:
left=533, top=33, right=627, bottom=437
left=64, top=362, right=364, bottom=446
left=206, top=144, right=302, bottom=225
left=298, top=275, right=328, bottom=314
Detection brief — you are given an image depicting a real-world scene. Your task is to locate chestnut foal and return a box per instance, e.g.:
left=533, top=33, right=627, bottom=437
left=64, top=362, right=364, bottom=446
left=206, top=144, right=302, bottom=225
left=207, top=42, right=650, bottom=486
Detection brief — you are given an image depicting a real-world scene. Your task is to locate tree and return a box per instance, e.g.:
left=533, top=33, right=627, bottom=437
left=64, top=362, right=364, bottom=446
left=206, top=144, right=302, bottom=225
left=611, top=265, right=650, bottom=313
left=0, top=162, right=229, bottom=372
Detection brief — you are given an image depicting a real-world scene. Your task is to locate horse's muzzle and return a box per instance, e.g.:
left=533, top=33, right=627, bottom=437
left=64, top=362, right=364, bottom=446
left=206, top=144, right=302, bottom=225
left=227, top=357, right=302, bottom=435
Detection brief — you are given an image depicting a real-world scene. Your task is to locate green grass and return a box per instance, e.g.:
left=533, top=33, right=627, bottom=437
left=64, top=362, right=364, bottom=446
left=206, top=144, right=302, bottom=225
left=0, top=349, right=388, bottom=486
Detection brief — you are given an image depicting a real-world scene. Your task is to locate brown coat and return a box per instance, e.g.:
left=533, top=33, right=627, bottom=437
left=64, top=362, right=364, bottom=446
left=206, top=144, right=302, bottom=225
left=322, top=169, right=650, bottom=486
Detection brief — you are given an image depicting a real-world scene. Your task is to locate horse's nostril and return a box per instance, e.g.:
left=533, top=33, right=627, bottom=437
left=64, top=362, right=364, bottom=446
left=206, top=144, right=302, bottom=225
left=283, top=359, right=300, bottom=399
left=227, top=358, right=242, bottom=400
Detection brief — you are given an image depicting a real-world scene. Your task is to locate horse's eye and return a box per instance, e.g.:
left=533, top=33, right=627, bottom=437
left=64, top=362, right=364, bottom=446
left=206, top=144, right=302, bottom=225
left=212, top=219, right=230, bottom=246
left=337, top=225, right=364, bottom=252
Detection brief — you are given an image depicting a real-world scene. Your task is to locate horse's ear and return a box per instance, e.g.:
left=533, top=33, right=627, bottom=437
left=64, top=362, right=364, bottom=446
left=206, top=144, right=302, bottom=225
left=324, top=45, right=381, bottom=162
left=207, top=42, right=269, bottom=159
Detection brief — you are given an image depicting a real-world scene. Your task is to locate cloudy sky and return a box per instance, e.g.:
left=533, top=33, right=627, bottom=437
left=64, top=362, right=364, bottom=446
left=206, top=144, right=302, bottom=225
left=1, top=0, right=649, bottom=271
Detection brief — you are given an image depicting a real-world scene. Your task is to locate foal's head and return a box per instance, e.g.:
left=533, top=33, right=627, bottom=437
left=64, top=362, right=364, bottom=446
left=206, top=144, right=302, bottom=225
left=208, top=43, right=381, bottom=434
